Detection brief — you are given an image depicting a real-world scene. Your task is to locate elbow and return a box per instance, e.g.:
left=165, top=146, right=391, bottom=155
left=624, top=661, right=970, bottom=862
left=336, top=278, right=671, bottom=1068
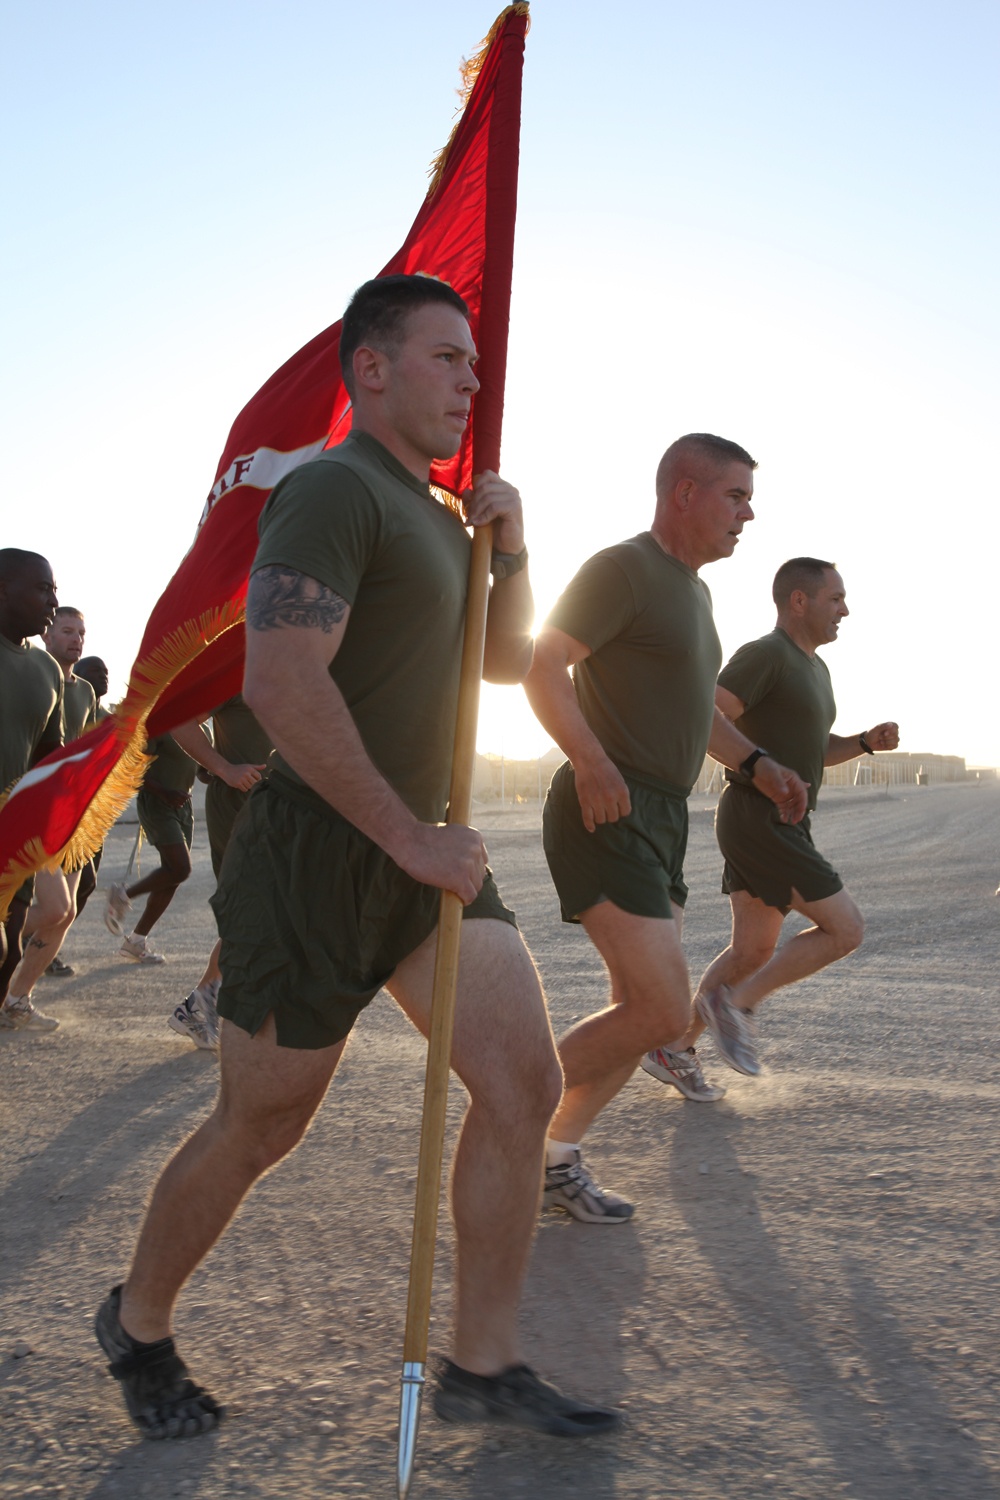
left=483, top=636, right=535, bottom=686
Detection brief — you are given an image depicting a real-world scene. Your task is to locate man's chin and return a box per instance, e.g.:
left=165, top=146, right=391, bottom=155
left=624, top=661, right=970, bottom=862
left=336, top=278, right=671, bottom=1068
left=440, top=427, right=466, bottom=457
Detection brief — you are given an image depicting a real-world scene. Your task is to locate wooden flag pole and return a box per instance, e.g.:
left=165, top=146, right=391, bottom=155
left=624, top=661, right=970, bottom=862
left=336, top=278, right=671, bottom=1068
left=397, top=521, right=494, bottom=1499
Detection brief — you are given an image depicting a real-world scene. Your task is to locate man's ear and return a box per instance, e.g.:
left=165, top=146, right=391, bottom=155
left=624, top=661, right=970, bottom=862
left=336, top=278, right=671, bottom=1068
left=353, top=344, right=388, bottom=394
left=674, top=478, right=695, bottom=512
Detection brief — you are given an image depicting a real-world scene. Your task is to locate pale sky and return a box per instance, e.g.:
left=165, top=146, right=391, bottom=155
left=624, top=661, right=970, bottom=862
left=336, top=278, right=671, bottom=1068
left=4, top=2, right=997, bottom=763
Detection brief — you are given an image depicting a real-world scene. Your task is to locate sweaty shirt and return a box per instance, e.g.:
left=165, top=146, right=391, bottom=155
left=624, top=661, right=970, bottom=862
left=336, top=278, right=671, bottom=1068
left=546, top=534, right=722, bottom=792
left=252, top=431, right=472, bottom=824
left=0, top=636, right=63, bottom=792
left=719, top=628, right=837, bottom=811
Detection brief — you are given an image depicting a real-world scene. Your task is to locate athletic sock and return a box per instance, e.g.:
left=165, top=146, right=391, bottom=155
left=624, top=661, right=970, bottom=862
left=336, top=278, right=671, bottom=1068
left=546, top=1139, right=580, bottom=1169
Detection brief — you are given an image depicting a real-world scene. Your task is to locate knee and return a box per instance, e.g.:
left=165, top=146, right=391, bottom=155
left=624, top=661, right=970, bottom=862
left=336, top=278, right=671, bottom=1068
left=222, top=1102, right=314, bottom=1174
left=39, top=896, right=75, bottom=932
left=162, top=853, right=191, bottom=887
left=474, top=1041, right=563, bottom=1133
left=832, top=909, right=865, bottom=957
left=737, top=940, right=777, bottom=974
left=516, top=1045, right=564, bottom=1127
left=617, top=992, right=691, bottom=1053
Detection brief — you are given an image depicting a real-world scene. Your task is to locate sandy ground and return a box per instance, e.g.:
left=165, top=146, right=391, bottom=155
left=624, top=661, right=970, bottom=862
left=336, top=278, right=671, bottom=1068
left=2, top=780, right=999, bottom=1500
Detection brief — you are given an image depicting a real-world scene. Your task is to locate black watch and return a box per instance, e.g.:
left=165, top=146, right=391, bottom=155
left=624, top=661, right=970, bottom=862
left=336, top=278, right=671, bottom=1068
left=490, top=545, right=528, bottom=581
left=739, top=747, right=770, bottom=781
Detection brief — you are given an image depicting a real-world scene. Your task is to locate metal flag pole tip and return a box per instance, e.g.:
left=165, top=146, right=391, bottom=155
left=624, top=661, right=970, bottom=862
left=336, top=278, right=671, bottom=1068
left=397, top=1361, right=426, bottom=1500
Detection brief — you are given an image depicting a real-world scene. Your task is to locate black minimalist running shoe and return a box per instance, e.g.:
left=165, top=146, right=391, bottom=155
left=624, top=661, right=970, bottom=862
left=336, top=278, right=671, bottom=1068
left=434, top=1360, right=622, bottom=1436
left=95, top=1286, right=223, bottom=1440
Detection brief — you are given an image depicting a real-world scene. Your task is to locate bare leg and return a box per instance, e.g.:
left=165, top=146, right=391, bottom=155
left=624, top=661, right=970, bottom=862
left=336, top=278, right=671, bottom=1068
left=676, top=890, right=785, bottom=1048
left=6, top=870, right=77, bottom=998
left=729, top=886, right=864, bottom=1011
left=127, top=842, right=191, bottom=938
left=196, top=938, right=222, bottom=991
left=387, top=919, right=562, bottom=1376
left=120, top=1014, right=344, bottom=1342
left=0, top=899, right=28, bottom=1005
left=549, top=900, right=691, bottom=1145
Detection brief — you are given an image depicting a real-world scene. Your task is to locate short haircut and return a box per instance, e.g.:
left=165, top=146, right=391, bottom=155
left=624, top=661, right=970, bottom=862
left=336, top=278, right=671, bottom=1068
left=339, top=274, right=469, bottom=397
left=772, top=557, right=837, bottom=607
left=0, top=547, right=50, bottom=583
left=76, top=656, right=108, bottom=690
left=52, top=605, right=83, bottom=622
left=655, top=433, right=757, bottom=501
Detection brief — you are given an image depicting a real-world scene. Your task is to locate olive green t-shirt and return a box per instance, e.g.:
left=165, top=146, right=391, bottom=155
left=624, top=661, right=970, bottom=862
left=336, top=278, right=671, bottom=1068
left=0, top=635, right=64, bottom=792
left=719, top=628, right=836, bottom=812
left=211, top=694, right=272, bottom=769
left=144, top=734, right=198, bottom=796
left=546, top=534, right=722, bottom=793
left=252, top=431, right=471, bottom=823
left=63, top=675, right=98, bottom=742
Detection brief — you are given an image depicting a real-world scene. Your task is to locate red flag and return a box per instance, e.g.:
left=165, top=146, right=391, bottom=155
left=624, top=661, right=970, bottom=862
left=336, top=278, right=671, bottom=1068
left=0, top=5, right=529, bottom=916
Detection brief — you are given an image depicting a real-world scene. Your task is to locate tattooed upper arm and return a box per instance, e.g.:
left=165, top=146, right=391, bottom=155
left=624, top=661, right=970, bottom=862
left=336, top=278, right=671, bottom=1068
left=247, top=566, right=349, bottom=634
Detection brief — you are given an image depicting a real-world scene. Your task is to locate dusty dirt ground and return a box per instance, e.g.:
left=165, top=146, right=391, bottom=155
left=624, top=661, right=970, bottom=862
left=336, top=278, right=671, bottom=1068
left=2, top=779, right=999, bottom=1500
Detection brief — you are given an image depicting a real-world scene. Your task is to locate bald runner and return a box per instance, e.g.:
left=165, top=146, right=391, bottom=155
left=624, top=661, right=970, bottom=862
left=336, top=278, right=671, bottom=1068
left=525, top=434, right=809, bottom=1224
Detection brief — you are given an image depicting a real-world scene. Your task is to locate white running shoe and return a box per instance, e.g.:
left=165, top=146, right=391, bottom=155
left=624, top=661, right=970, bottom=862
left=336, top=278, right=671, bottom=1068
left=695, top=986, right=760, bottom=1076
left=119, top=934, right=166, bottom=965
left=544, top=1149, right=634, bottom=1224
left=0, top=995, right=60, bottom=1032
left=168, top=990, right=218, bottom=1050
left=641, top=1046, right=726, bottom=1101
left=104, top=882, right=132, bottom=937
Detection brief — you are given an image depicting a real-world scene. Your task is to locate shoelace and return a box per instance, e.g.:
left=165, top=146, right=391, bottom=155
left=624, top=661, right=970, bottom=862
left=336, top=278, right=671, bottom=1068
left=563, top=1160, right=613, bottom=1201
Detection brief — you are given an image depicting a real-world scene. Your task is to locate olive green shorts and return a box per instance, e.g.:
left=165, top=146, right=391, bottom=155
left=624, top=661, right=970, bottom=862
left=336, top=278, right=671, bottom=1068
left=542, top=760, right=689, bottom=924
left=136, top=787, right=193, bottom=851
left=205, top=778, right=252, bottom=878
left=212, top=773, right=518, bottom=1050
left=717, top=781, right=843, bottom=913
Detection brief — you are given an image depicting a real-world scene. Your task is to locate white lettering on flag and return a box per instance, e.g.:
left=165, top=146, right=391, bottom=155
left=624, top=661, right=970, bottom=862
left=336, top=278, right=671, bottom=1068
left=199, top=438, right=333, bottom=528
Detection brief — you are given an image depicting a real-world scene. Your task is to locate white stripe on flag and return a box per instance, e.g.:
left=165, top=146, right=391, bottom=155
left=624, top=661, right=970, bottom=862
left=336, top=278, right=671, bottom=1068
left=5, top=747, right=95, bottom=803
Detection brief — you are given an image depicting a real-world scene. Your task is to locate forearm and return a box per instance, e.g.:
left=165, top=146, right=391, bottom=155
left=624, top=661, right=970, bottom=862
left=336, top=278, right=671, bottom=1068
left=171, top=721, right=230, bottom=777
left=244, top=663, right=420, bottom=862
left=824, top=732, right=870, bottom=767
left=707, top=708, right=760, bottom=771
left=483, top=570, right=534, bottom=683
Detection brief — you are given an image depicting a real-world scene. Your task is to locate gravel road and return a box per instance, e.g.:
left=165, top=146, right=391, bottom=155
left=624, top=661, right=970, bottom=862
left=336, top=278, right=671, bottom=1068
left=2, top=780, right=998, bottom=1499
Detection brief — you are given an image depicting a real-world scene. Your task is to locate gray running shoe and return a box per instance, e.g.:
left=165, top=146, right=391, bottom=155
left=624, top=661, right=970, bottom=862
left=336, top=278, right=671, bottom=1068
left=544, top=1150, right=634, bottom=1224
left=45, top=955, right=75, bottom=978
left=0, top=995, right=60, bottom=1032
left=695, top=986, right=760, bottom=1076
left=105, top=882, right=132, bottom=937
left=167, top=990, right=218, bottom=1050
left=641, top=1046, right=726, bottom=1101
left=120, top=934, right=166, bottom=965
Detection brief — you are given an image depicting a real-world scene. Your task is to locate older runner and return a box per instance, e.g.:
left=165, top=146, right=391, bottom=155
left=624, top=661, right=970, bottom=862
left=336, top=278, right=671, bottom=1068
left=525, top=435, right=808, bottom=1224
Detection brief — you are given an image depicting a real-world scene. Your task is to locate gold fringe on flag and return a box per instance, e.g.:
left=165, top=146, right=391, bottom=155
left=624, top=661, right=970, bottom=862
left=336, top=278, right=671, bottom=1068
left=426, top=4, right=530, bottom=197
left=0, top=593, right=248, bottom=918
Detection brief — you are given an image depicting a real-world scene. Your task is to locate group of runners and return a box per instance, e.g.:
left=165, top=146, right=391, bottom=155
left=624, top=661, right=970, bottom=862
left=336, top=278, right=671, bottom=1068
left=2, top=272, right=898, bottom=1445
left=0, top=574, right=271, bottom=1050
left=0, top=590, right=111, bottom=1023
